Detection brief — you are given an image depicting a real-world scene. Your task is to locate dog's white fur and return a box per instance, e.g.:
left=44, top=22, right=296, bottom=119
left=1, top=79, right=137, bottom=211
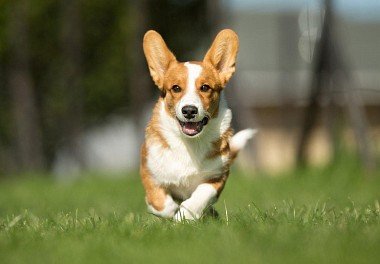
left=175, top=63, right=205, bottom=123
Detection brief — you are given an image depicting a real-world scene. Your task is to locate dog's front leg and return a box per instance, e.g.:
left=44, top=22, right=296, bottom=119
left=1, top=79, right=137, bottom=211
left=146, top=193, right=179, bottom=218
left=174, top=183, right=217, bottom=221
left=174, top=174, right=228, bottom=221
left=143, top=178, right=179, bottom=218
left=141, top=145, right=179, bottom=218
left=142, top=177, right=179, bottom=218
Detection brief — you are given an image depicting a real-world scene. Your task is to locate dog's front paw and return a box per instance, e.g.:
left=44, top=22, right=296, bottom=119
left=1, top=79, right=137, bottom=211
left=147, top=195, right=179, bottom=218
left=173, top=206, right=198, bottom=221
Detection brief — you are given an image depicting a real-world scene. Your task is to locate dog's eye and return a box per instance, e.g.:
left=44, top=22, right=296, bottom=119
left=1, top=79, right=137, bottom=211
left=172, top=85, right=181, bottom=93
left=200, top=84, right=210, bottom=92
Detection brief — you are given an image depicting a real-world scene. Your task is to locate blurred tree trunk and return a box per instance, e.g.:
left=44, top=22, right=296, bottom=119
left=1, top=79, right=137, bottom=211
left=8, top=0, right=45, bottom=171
left=128, top=0, right=150, bottom=132
left=59, top=0, right=84, bottom=168
left=297, top=0, right=375, bottom=171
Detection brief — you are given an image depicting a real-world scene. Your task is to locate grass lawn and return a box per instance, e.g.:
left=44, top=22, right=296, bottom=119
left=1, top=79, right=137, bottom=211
left=0, top=159, right=379, bottom=263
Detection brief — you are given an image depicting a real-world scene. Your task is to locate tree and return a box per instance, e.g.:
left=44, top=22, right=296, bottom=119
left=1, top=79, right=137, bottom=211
left=297, top=0, right=375, bottom=171
left=7, top=0, right=45, bottom=171
left=59, top=0, right=84, bottom=168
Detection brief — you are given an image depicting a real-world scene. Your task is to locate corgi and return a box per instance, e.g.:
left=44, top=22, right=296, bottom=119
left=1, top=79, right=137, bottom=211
left=140, top=29, right=255, bottom=221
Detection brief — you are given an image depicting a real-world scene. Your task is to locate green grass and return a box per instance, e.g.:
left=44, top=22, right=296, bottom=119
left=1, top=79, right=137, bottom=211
left=0, top=159, right=379, bottom=264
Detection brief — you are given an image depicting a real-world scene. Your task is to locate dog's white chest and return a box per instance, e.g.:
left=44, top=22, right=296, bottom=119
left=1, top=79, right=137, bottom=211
left=147, top=139, right=227, bottom=197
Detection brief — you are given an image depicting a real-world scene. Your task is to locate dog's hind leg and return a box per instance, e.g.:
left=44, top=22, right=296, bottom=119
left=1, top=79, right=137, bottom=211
left=204, top=206, right=220, bottom=219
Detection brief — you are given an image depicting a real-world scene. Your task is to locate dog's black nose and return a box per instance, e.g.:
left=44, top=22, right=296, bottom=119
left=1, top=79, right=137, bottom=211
left=182, top=105, right=198, bottom=119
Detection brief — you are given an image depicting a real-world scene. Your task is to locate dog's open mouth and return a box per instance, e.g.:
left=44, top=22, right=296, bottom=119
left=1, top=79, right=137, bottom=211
left=178, top=117, right=209, bottom=136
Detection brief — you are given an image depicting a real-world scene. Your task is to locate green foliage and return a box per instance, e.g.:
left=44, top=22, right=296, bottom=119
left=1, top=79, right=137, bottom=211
left=0, top=162, right=379, bottom=263
left=0, top=0, right=131, bottom=153
left=82, top=0, right=131, bottom=121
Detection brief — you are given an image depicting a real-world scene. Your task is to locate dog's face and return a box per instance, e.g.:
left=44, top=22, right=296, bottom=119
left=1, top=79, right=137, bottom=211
left=143, top=29, right=239, bottom=137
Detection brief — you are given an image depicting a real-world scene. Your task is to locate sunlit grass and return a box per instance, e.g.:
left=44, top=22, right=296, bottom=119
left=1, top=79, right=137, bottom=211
left=0, top=159, right=379, bottom=263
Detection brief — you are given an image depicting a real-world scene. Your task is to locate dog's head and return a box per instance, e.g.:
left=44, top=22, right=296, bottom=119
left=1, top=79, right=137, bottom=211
left=143, top=29, right=239, bottom=137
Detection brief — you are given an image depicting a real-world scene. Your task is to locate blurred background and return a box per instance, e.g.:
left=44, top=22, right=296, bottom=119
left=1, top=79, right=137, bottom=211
left=0, top=0, right=379, bottom=179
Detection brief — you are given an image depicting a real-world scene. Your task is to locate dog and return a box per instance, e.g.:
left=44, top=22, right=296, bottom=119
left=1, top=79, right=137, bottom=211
left=140, top=29, right=254, bottom=221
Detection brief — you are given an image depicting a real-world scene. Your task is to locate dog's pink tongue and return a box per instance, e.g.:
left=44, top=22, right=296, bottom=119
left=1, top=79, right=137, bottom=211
left=182, top=122, right=198, bottom=136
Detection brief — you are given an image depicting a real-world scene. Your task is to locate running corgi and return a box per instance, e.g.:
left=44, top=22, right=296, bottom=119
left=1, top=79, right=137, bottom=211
left=141, top=29, right=255, bottom=220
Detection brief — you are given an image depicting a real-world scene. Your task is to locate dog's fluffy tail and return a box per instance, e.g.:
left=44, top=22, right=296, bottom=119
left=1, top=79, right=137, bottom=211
left=229, top=129, right=256, bottom=160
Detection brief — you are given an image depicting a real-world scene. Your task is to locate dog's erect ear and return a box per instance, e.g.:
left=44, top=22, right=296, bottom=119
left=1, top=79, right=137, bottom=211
left=143, top=30, right=176, bottom=89
left=203, top=29, right=239, bottom=87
